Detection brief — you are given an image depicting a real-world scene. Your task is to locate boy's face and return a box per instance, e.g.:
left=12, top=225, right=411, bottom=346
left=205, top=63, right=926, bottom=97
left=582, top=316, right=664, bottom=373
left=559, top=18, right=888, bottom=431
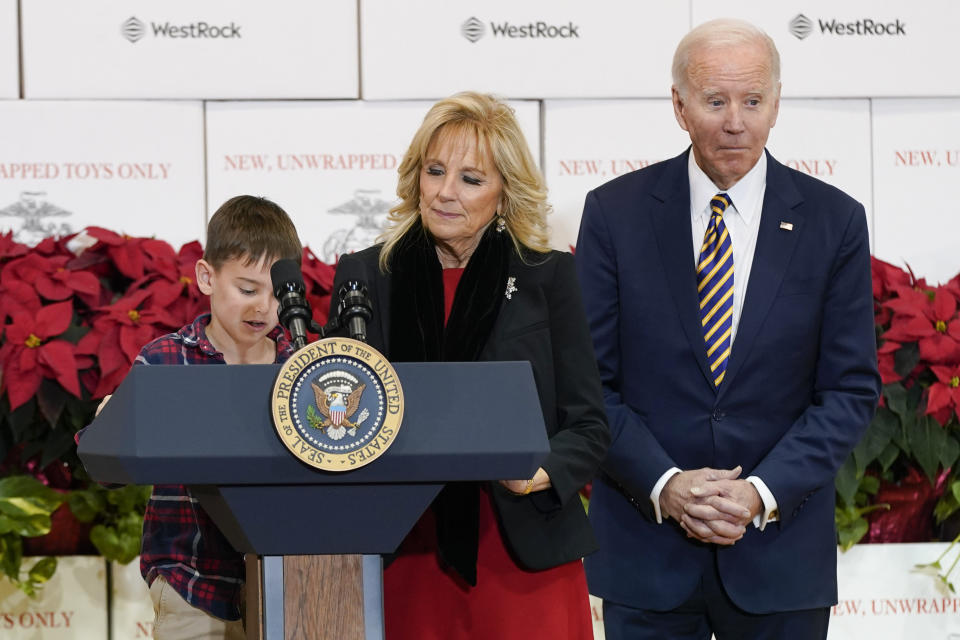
left=196, top=255, right=279, bottom=353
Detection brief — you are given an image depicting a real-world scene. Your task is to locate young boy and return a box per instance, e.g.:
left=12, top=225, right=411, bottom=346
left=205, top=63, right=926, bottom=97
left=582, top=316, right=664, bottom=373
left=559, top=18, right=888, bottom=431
left=134, top=195, right=301, bottom=639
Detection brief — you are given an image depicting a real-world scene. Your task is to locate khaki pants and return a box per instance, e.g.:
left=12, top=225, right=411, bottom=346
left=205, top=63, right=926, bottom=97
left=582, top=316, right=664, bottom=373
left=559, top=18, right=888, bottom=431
left=149, top=576, right=245, bottom=640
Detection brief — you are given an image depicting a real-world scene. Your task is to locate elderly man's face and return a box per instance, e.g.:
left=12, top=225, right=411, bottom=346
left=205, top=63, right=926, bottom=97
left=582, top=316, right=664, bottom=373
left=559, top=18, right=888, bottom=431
left=672, top=40, right=780, bottom=190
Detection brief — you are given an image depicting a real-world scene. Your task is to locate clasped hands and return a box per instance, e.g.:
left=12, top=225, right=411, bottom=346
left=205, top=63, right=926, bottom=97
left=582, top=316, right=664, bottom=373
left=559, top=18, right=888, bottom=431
left=659, top=466, right=762, bottom=546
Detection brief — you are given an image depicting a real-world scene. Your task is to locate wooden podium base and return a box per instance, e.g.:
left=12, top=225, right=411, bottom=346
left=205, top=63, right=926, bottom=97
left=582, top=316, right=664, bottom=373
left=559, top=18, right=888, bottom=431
left=247, top=554, right=383, bottom=640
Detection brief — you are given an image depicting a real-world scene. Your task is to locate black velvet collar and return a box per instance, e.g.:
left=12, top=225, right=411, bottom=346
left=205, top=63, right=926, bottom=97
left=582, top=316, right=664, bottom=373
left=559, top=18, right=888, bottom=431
left=388, top=220, right=509, bottom=364
left=387, top=220, right=511, bottom=586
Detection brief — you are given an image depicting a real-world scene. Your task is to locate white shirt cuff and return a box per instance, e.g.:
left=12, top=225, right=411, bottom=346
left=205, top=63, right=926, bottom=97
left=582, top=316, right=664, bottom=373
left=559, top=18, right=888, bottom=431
left=650, top=467, right=682, bottom=524
left=746, top=476, right=779, bottom=531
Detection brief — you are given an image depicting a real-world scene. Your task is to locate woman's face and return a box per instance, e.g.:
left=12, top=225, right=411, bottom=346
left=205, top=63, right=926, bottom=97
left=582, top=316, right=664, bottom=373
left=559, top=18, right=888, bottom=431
left=419, top=128, right=503, bottom=265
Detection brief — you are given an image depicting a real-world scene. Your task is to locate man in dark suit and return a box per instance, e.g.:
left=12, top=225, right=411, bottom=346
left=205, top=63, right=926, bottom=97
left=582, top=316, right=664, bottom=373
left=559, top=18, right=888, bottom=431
left=575, top=18, right=880, bottom=639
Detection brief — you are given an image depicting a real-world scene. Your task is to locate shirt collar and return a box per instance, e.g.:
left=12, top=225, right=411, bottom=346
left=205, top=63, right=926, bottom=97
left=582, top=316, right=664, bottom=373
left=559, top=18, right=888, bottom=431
left=179, top=312, right=293, bottom=361
left=688, top=149, right=767, bottom=224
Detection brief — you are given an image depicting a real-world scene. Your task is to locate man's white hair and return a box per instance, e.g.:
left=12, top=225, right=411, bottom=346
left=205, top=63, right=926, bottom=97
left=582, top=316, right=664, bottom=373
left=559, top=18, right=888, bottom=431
left=672, top=18, right=781, bottom=97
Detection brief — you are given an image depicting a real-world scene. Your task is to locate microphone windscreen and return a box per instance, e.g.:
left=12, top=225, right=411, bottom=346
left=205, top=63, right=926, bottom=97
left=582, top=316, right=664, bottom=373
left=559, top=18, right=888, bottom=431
left=335, top=256, right=368, bottom=286
left=271, top=258, right=305, bottom=296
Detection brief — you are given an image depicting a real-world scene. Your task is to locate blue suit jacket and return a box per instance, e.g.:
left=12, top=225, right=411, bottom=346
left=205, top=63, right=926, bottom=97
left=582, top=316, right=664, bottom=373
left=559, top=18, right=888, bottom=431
left=575, top=149, right=880, bottom=614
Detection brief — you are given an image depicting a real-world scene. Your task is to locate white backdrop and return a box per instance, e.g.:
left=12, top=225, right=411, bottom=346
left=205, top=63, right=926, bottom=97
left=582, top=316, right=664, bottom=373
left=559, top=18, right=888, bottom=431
left=872, top=99, right=960, bottom=284
left=691, top=0, right=960, bottom=97
left=0, top=0, right=15, bottom=99
left=361, top=0, right=687, bottom=99
left=0, top=101, right=205, bottom=248
left=21, top=0, right=358, bottom=99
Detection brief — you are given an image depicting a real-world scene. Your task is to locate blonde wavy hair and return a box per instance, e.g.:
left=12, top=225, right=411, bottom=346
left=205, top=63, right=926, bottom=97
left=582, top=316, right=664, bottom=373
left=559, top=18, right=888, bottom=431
left=378, top=92, right=550, bottom=271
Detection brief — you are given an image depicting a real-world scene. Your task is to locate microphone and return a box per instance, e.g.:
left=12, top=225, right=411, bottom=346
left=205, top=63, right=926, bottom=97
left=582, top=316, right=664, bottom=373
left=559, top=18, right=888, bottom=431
left=338, top=280, right=372, bottom=344
left=270, top=259, right=312, bottom=350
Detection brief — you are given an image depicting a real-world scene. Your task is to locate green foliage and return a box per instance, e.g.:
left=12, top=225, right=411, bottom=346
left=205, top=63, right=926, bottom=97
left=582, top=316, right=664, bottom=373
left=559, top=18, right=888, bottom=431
left=916, top=533, right=960, bottom=594
left=836, top=379, right=960, bottom=549
left=68, top=484, right=151, bottom=565
left=0, top=475, right=65, bottom=595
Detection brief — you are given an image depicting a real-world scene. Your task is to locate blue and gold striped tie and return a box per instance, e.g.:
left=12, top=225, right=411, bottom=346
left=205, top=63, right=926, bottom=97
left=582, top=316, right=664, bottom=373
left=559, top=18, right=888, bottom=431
left=697, top=193, right=734, bottom=387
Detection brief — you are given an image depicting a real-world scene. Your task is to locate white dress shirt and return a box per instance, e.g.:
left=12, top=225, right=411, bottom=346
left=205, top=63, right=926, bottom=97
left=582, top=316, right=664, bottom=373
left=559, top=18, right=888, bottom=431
left=649, top=152, right=779, bottom=531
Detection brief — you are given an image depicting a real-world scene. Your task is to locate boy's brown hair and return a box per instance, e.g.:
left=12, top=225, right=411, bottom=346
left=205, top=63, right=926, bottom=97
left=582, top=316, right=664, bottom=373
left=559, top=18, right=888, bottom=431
left=203, top=195, right=302, bottom=268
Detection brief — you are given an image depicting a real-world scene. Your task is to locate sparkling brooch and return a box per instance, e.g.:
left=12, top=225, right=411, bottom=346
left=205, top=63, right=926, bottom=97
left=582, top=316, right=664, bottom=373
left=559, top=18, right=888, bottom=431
left=505, top=277, right=518, bottom=300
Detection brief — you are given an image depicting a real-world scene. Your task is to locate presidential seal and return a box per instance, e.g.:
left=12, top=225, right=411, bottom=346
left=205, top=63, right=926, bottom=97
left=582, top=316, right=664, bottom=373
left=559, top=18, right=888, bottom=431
left=271, top=337, right=403, bottom=471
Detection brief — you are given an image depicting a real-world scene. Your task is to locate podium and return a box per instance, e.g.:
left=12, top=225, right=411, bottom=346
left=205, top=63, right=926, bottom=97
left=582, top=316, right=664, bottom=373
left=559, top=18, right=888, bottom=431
left=78, top=360, right=549, bottom=639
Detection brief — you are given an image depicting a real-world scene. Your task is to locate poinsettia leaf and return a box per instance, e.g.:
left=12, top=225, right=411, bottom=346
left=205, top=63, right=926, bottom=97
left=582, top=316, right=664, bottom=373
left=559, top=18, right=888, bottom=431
left=919, top=334, right=960, bottom=365
left=75, top=326, right=103, bottom=356
left=65, top=270, right=101, bottom=296
left=907, top=415, right=944, bottom=484
left=35, top=277, right=71, bottom=301
left=884, top=383, right=913, bottom=426
left=853, top=407, right=898, bottom=473
left=118, top=324, right=146, bottom=362
left=835, top=454, right=859, bottom=507
left=147, top=280, right=184, bottom=308
left=36, top=378, right=69, bottom=427
left=36, top=300, right=74, bottom=338
left=94, top=367, right=128, bottom=399
left=18, top=344, right=38, bottom=371
left=939, top=434, right=960, bottom=471
left=893, top=342, right=921, bottom=378
left=38, top=340, right=81, bottom=398
left=5, top=362, right=43, bottom=412
left=5, top=398, right=37, bottom=441
left=84, top=226, right=124, bottom=246
left=39, top=427, right=76, bottom=469
left=933, top=290, right=957, bottom=320
left=97, top=325, right=127, bottom=375
left=927, top=384, right=952, bottom=415
left=110, top=244, right=145, bottom=280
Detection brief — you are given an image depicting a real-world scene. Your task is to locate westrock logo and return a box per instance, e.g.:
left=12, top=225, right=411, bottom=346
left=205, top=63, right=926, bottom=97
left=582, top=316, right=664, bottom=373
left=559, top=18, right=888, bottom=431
left=121, top=16, right=242, bottom=43
left=461, top=16, right=580, bottom=43
left=789, top=14, right=813, bottom=40
left=789, top=13, right=906, bottom=40
left=121, top=17, right=145, bottom=43
left=462, top=17, right=484, bottom=43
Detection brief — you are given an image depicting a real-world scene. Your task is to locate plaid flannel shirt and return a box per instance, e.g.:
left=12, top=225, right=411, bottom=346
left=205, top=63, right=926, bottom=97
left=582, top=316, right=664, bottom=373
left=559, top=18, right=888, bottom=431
left=135, top=313, right=293, bottom=621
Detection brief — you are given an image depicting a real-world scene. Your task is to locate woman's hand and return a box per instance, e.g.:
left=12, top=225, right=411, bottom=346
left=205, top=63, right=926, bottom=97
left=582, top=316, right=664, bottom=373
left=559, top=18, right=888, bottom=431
left=500, top=467, right=551, bottom=495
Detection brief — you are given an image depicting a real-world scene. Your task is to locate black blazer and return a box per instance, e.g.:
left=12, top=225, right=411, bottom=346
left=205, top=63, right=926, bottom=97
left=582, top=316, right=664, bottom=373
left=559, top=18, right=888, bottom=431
left=332, top=245, right=610, bottom=570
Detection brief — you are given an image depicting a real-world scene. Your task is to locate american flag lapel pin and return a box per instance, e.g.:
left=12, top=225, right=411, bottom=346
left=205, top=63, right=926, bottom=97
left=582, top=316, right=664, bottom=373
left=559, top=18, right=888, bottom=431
left=779, top=221, right=794, bottom=231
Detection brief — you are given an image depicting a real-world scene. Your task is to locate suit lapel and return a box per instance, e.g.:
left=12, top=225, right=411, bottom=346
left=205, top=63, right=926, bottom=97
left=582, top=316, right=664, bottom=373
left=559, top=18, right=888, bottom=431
left=719, top=152, right=804, bottom=396
left=649, top=151, right=715, bottom=388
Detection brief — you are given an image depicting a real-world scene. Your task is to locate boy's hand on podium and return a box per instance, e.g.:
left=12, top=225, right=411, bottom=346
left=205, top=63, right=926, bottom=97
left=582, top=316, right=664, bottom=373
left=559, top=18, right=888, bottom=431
left=95, top=394, right=112, bottom=417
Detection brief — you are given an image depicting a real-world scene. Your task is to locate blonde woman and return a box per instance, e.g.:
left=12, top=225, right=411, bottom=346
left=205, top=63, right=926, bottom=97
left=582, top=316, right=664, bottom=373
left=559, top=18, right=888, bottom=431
left=331, top=92, right=609, bottom=639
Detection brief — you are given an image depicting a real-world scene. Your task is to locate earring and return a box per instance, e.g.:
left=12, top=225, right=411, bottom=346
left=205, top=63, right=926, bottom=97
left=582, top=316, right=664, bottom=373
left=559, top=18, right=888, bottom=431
left=495, top=214, right=506, bottom=233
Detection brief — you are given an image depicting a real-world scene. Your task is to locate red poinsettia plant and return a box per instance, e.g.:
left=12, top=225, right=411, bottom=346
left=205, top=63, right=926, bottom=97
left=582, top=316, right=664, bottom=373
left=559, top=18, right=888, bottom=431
left=0, top=228, right=334, bottom=594
left=835, top=257, right=960, bottom=569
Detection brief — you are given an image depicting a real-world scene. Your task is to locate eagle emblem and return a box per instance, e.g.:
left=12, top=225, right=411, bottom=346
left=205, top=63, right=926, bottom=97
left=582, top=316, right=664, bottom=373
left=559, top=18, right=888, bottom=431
left=308, top=375, right=369, bottom=441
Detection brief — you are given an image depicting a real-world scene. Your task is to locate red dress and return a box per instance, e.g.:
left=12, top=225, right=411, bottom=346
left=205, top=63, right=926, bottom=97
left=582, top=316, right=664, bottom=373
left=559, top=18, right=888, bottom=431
left=382, top=268, right=594, bottom=640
